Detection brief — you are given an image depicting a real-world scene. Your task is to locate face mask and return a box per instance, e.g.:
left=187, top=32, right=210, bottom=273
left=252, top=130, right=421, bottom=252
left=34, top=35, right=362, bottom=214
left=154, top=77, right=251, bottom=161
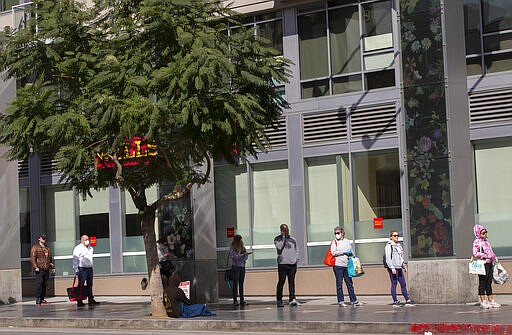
left=84, top=240, right=90, bottom=246
left=335, top=233, right=342, bottom=239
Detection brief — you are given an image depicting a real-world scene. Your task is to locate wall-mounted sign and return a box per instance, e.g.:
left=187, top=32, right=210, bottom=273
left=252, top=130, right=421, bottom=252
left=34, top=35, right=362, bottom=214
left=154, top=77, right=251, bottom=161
left=89, top=236, right=97, bottom=247
left=373, top=217, right=383, bottom=229
left=227, top=227, right=235, bottom=238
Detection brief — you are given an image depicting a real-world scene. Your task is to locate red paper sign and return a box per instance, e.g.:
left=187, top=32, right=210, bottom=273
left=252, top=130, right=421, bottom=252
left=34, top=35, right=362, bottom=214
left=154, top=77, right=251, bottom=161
left=89, top=236, right=97, bottom=247
left=227, top=227, right=235, bottom=238
left=373, top=217, right=383, bottom=229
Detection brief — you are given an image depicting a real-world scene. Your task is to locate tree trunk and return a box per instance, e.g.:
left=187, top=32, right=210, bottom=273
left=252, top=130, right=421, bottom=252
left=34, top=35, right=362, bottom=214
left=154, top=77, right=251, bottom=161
left=140, top=207, right=167, bottom=318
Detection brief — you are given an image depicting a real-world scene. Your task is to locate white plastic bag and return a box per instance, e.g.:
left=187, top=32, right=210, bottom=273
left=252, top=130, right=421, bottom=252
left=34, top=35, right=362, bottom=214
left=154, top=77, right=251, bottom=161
left=493, top=261, right=509, bottom=285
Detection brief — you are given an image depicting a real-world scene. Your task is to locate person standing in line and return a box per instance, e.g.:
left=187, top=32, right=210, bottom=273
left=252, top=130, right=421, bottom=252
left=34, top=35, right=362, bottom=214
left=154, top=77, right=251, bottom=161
left=73, top=235, right=99, bottom=307
left=30, top=233, right=55, bottom=305
left=473, top=225, right=500, bottom=309
left=330, top=227, right=361, bottom=307
left=385, top=230, right=415, bottom=307
left=274, top=223, right=300, bottom=307
left=229, top=234, right=252, bottom=306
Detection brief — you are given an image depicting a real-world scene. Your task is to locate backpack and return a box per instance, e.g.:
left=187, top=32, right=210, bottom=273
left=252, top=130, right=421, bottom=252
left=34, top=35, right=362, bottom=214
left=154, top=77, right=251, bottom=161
left=383, top=245, right=393, bottom=268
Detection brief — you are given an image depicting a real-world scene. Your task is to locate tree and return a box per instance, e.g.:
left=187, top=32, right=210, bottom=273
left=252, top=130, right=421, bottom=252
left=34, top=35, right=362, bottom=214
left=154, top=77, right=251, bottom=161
left=0, top=0, right=289, bottom=317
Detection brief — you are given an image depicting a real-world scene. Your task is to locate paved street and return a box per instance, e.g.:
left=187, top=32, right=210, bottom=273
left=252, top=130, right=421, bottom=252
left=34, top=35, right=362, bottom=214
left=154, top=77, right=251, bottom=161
left=0, top=295, right=511, bottom=334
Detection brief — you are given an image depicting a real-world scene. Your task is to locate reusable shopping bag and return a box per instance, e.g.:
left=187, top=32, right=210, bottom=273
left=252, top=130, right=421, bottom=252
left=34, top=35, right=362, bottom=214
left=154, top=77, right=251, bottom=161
left=323, top=241, right=336, bottom=266
left=468, top=258, right=486, bottom=275
left=348, top=256, right=365, bottom=277
left=66, top=275, right=89, bottom=302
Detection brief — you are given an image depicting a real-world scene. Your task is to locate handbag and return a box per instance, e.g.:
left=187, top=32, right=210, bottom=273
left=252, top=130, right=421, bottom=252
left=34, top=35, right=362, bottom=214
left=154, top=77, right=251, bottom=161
left=323, top=241, right=336, bottom=266
left=469, top=258, right=486, bottom=275
left=493, top=259, right=509, bottom=285
left=348, top=256, right=365, bottom=277
left=66, top=275, right=89, bottom=301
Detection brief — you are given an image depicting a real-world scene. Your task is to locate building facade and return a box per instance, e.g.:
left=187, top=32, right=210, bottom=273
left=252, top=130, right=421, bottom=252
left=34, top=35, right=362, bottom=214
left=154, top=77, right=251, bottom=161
left=0, top=0, right=511, bottom=303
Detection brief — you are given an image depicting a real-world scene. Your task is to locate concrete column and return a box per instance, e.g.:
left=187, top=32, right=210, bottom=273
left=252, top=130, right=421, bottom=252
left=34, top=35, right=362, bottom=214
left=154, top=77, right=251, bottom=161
left=0, top=78, right=22, bottom=304
left=399, top=0, right=476, bottom=303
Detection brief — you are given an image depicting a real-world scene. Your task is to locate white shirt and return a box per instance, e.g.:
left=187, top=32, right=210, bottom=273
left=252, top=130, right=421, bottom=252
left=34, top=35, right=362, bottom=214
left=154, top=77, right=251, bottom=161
left=73, top=243, right=94, bottom=272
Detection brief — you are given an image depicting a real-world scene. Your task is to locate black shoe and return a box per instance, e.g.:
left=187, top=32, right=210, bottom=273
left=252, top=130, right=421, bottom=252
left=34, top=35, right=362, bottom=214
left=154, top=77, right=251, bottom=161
left=277, top=301, right=284, bottom=308
left=35, top=300, right=41, bottom=306
left=88, top=299, right=100, bottom=305
left=240, top=301, right=249, bottom=306
left=233, top=301, right=239, bottom=306
left=77, top=300, right=85, bottom=307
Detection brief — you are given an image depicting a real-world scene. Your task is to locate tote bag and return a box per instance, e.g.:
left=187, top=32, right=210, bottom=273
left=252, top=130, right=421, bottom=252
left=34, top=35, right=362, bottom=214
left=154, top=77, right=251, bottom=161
left=348, top=256, right=365, bottom=277
left=323, top=241, right=336, bottom=266
left=468, top=259, right=486, bottom=275
left=66, top=275, right=89, bottom=302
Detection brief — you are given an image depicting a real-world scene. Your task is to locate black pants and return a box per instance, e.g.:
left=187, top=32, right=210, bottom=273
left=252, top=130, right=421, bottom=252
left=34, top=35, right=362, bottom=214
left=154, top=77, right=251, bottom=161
left=231, top=266, right=246, bottom=303
left=478, top=262, right=493, bottom=296
left=35, top=269, right=50, bottom=301
left=276, top=264, right=297, bottom=302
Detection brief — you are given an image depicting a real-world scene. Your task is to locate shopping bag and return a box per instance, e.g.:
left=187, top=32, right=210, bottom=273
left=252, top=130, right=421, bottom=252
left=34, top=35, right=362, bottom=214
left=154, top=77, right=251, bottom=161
left=224, top=269, right=233, bottom=289
left=324, top=248, right=336, bottom=266
left=493, top=261, right=509, bottom=285
left=66, top=275, right=89, bottom=302
left=468, top=259, right=486, bottom=275
left=348, top=256, right=365, bottom=277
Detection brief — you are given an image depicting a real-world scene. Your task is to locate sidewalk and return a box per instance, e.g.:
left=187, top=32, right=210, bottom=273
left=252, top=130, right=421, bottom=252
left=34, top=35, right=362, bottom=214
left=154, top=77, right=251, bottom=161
left=1, top=295, right=512, bottom=334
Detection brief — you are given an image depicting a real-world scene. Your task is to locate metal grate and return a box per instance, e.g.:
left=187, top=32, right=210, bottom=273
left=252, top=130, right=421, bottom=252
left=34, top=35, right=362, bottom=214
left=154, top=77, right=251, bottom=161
left=349, top=103, right=397, bottom=138
left=18, top=159, right=29, bottom=178
left=303, top=110, right=348, bottom=144
left=469, top=89, right=512, bottom=125
left=264, top=117, right=287, bottom=148
left=40, top=155, right=58, bottom=176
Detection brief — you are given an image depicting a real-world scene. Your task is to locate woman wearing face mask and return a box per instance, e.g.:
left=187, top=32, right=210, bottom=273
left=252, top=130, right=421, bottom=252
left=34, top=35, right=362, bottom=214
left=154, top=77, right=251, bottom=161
left=330, top=226, right=360, bottom=306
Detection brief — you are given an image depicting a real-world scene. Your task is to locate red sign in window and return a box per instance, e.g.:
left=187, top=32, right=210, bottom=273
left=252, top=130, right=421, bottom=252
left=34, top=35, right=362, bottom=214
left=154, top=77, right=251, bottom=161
left=373, top=217, right=383, bottom=229
left=227, top=227, right=235, bottom=238
left=89, top=236, right=97, bottom=247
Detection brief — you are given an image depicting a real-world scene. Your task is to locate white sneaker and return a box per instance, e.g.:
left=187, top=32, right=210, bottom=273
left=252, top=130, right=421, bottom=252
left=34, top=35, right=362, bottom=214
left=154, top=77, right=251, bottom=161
left=338, top=302, right=347, bottom=307
left=289, top=299, right=301, bottom=306
left=480, top=301, right=490, bottom=309
left=489, top=300, right=501, bottom=308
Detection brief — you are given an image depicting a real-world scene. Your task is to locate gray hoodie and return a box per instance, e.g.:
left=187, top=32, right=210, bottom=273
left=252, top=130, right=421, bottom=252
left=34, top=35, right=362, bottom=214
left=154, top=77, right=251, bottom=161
left=274, top=235, right=299, bottom=265
left=384, top=240, right=405, bottom=270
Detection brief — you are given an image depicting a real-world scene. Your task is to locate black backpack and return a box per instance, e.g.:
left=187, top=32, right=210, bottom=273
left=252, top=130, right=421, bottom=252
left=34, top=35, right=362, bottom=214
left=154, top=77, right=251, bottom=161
left=383, top=245, right=393, bottom=268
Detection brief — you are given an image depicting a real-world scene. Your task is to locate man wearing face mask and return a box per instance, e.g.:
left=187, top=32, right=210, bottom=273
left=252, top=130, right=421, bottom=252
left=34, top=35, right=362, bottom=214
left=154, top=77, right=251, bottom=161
left=73, top=235, right=99, bottom=307
left=274, top=223, right=300, bottom=307
left=30, top=233, right=55, bottom=305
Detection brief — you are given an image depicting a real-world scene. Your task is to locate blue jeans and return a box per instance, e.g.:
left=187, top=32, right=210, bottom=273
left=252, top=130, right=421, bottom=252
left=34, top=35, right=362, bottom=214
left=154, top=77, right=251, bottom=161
left=387, top=268, right=410, bottom=302
left=333, top=266, right=357, bottom=303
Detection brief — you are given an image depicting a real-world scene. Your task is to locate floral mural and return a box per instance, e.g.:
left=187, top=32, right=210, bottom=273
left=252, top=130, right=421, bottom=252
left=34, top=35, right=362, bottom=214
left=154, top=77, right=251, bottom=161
left=400, top=0, right=454, bottom=257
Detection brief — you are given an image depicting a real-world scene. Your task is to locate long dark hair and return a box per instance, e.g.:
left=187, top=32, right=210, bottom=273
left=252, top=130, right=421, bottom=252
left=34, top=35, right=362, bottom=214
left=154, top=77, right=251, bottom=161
left=230, top=234, right=244, bottom=253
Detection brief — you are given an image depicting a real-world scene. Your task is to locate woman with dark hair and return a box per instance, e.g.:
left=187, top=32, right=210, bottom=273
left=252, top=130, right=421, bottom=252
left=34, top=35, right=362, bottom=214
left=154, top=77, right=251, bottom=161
left=229, top=234, right=252, bottom=306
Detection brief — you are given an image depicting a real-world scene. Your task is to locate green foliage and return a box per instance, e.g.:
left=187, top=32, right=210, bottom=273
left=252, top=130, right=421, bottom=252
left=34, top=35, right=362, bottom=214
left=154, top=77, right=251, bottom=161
left=0, top=0, right=290, bottom=204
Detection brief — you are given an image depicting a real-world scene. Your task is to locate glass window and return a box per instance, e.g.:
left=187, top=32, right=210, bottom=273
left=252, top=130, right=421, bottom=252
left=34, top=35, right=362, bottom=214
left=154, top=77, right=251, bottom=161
left=482, top=0, right=512, bottom=33
left=301, top=79, right=330, bottom=98
left=305, top=155, right=352, bottom=265
left=42, top=186, right=76, bottom=276
left=19, top=187, right=30, bottom=259
left=353, top=150, right=402, bottom=262
left=329, top=6, right=361, bottom=75
left=122, top=185, right=158, bottom=273
left=474, top=140, right=512, bottom=256
left=298, top=11, right=329, bottom=80
left=214, top=165, right=250, bottom=249
left=256, top=20, right=283, bottom=55
left=333, top=75, right=362, bottom=94
left=464, top=0, right=482, bottom=55
left=485, top=52, right=512, bottom=73
left=79, top=188, right=110, bottom=274
left=365, top=69, right=396, bottom=90
left=363, top=1, right=393, bottom=52
left=1, top=0, right=18, bottom=12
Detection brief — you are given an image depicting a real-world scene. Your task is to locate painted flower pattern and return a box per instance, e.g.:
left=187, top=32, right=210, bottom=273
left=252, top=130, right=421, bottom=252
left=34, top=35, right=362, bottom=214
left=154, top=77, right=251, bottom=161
left=401, top=0, right=453, bottom=257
